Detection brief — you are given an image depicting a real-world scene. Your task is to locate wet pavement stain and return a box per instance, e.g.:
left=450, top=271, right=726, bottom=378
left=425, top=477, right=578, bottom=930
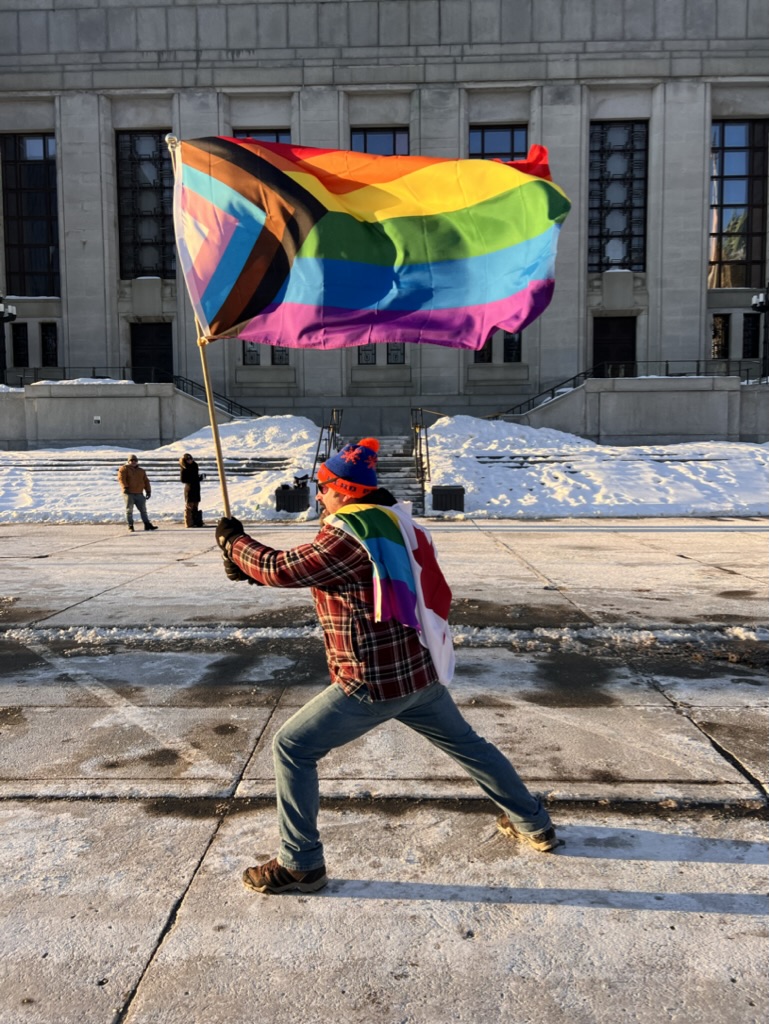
left=141, top=748, right=182, bottom=768
left=0, top=706, right=27, bottom=728
left=518, top=652, right=621, bottom=707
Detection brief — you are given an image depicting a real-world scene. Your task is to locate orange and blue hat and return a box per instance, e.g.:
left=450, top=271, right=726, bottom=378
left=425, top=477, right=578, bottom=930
left=317, top=437, right=379, bottom=500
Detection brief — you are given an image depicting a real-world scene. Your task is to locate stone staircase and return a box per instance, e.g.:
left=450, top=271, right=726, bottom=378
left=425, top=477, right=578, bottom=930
left=4, top=454, right=289, bottom=485
left=338, top=435, right=425, bottom=514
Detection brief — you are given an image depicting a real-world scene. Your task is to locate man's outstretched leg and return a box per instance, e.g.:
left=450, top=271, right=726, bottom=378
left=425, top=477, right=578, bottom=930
left=242, top=685, right=384, bottom=895
left=396, top=683, right=560, bottom=852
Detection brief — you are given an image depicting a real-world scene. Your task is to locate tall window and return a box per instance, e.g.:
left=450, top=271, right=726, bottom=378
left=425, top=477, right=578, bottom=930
left=742, top=313, right=760, bottom=359
left=708, top=121, right=768, bottom=289
left=116, top=131, right=175, bottom=279
left=233, top=129, right=291, bottom=144
left=469, top=125, right=528, bottom=162
left=351, top=128, right=410, bottom=365
left=711, top=314, right=730, bottom=359
left=41, top=322, right=58, bottom=366
left=588, top=122, right=648, bottom=273
left=11, top=322, right=28, bottom=366
left=1, top=134, right=59, bottom=296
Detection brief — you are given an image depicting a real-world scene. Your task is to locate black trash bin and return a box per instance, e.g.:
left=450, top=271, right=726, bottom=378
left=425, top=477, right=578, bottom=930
left=275, top=484, right=310, bottom=513
left=431, top=485, right=465, bottom=512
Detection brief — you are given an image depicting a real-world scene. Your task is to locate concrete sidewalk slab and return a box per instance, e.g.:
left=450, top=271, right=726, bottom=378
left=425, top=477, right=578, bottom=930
left=2, top=519, right=767, bottom=631
left=3, top=800, right=766, bottom=1024
left=237, top=703, right=758, bottom=805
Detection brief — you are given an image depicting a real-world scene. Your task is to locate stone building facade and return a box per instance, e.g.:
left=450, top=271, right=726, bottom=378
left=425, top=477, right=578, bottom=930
left=0, top=1, right=767, bottom=436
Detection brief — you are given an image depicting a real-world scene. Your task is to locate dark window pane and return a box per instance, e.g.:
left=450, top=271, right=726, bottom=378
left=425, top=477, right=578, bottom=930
left=358, top=344, right=377, bottom=364
left=503, top=332, right=522, bottom=363
left=711, top=314, right=730, bottom=358
left=233, top=129, right=291, bottom=144
left=742, top=313, right=760, bottom=359
left=350, top=128, right=410, bottom=157
left=271, top=346, right=289, bottom=366
left=11, top=322, right=29, bottom=366
left=386, top=343, right=405, bottom=364
left=468, top=124, right=528, bottom=162
left=40, top=322, right=58, bottom=365
left=474, top=336, right=493, bottom=363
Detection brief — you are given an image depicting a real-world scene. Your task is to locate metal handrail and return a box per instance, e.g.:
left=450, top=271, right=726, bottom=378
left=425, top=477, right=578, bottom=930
left=490, top=358, right=765, bottom=418
left=171, top=375, right=259, bottom=417
left=410, top=408, right=431, bottom=514
left=310, top=408, right=343, bottom=483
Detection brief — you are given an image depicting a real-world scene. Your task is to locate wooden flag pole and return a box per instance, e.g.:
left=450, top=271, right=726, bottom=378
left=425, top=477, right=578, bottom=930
left=196, top=326, right=231, bottom=519
left=165, top=133, right=231, bottom=520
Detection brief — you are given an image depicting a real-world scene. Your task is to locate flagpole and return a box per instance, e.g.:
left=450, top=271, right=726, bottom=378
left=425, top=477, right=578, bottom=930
left=166, top=134, right=231, bottom=519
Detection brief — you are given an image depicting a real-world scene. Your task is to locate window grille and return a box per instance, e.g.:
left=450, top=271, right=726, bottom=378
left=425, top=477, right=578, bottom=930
left=588, top=122, right=648, bottom=273
left=708, top=121, right=768, bottom=289
left=711, top=314, right=730, bottom=359
left=468, top=125, right=528, bottom=162
left=0, top=134, right=59, bottom=296
left=271, top=346, right=290, bottom=366
left=116, top=131, right=176, bottom=279
left=386, top=343, right=405, bottom=365
left=40, top=322, right=58, bottom=366
left=243, top=341, right=260, bottom=366
left=358, top=344, right=377, bottom=365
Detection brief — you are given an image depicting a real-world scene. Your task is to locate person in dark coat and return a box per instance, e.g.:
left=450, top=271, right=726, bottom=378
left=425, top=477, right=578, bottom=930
left=179, top=453, right=205, bottom=527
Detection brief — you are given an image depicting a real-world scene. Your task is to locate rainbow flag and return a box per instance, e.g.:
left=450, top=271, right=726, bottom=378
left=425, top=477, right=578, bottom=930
left=171, top=137, right=570, bottom=350
left=329, top=503, right=455, bottom=683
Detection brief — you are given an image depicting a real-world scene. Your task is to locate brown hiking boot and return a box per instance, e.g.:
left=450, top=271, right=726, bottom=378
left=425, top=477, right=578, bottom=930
left=242, top=858, right=328, bottom=895
left=496, top=815, right=561, bottom=852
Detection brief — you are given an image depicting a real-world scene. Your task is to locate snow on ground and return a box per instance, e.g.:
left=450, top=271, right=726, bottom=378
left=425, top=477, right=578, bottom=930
left=0, top=400, right=766, bottom=524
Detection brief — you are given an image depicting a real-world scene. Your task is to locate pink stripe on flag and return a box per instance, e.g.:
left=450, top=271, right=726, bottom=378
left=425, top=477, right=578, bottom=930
left=232, top=280, right=554, bottom=350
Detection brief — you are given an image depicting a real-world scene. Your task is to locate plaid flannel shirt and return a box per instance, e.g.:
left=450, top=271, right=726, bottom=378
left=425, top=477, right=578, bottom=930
left=229, top=524, right=439, bottom=701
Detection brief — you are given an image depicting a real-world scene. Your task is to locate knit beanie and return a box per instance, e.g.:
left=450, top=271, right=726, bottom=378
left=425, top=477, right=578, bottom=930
left=317, top=437, right=379, bottom=500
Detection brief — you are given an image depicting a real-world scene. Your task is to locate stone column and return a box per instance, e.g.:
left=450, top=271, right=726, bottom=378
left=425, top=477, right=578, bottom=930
left=57, top=92, right=114, bottom=369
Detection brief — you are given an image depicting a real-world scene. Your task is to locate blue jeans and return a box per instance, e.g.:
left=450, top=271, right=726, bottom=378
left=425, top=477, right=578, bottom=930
left=273, top=682, right=552, bottom=871
left=124, top=492, right=150, bottom=527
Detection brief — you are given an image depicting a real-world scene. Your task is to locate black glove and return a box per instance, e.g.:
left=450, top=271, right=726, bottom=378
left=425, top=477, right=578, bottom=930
left=216, top=515, right=245, bottom=555
left=222, top=554, right=250, bottom=583
left=222, top=554, right=261, bottom=586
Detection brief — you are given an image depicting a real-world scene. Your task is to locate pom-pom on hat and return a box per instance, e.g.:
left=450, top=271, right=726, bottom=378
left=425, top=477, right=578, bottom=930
left=317, top=437, right=379, bottom=499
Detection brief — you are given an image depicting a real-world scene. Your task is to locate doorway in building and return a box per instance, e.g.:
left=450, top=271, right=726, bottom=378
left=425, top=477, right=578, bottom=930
left=130, top=322, right=173, bottom=383
left=592, top=317, right=637, bottom=377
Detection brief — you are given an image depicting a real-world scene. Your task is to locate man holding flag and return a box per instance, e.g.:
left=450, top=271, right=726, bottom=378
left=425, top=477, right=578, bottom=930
left=216, top=437, right=559, bottom=896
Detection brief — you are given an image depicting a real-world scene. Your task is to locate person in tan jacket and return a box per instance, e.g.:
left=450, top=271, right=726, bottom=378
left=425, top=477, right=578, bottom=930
left=117, top=455, right=157, bottom=533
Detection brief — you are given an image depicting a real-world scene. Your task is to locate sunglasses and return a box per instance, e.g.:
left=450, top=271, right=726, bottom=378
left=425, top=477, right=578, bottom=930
left=316, top=479, right=339, bottom=495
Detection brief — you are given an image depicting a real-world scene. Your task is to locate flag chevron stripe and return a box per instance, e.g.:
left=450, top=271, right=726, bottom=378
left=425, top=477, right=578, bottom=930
left=172, top=137, right=570, bottom=349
